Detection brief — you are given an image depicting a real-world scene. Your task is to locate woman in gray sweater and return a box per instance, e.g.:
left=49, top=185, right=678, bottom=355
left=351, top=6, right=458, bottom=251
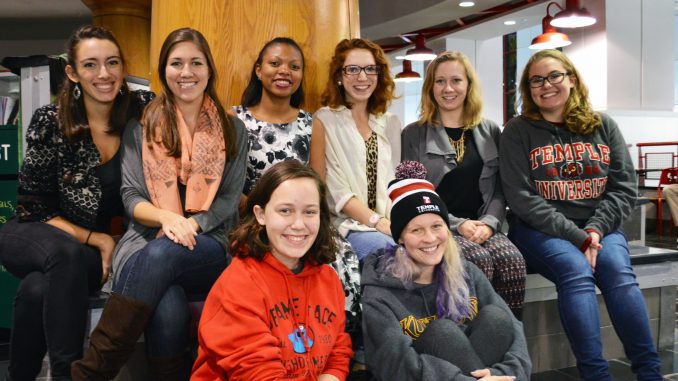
left=72, top=28, right=247, bottom=380
left=362, top=165, right=530, bottom=381
left=402, top=51, right=525, bottom=316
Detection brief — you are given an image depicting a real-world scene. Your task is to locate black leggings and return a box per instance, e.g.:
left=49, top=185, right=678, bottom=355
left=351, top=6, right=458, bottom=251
left=0, top=218, right=102, bottom=380
left=412, top=304, right=514, bottom=375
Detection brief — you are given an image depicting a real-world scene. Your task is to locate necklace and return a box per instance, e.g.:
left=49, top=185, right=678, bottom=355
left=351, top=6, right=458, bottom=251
left=447, top=128, right=466, bottom=163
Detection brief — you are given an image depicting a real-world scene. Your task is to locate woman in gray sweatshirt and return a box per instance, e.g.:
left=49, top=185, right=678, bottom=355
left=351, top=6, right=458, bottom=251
left=362, top=166, right=530, bottom=381
left=500, top=49, right=661, bottom=381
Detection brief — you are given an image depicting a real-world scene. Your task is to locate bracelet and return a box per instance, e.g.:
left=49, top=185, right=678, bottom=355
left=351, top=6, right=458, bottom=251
left=85, top=230, right=93, bottom=245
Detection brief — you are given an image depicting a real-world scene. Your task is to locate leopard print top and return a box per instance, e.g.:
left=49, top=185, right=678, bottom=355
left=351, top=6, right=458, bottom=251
left=365, top=132, right=378, bottom=211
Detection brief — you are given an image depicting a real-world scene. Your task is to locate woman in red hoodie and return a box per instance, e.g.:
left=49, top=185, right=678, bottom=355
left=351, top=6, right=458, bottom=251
left=193, top=160, right=353, bottom=380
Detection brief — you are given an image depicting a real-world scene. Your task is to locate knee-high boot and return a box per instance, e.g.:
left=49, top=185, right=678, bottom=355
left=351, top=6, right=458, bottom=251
left=71, top=293, right=153, bottom=381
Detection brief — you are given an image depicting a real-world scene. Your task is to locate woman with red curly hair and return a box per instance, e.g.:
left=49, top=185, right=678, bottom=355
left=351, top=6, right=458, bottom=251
left=310, top=38, right=401, bottom=263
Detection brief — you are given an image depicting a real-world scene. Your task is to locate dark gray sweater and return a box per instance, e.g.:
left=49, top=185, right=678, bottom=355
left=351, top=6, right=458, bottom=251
left=499, top=113, right=637, bottom=248
left=361, top=252, right=531, bottom=381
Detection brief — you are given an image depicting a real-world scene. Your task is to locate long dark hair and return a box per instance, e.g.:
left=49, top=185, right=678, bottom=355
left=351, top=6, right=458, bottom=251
left=240, top=37, right=305, bottom=108
left=58, top=25, right=137, bottom=140
left=229, top=160, right=337, bottom=265
left=141, top=28, right=236, bottom=158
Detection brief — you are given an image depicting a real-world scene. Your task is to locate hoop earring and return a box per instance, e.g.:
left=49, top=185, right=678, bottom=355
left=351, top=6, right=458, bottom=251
left=72, top=84, right=81, bottom=100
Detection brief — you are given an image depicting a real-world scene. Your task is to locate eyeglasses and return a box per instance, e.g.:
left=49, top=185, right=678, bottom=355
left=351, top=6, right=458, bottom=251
left=527, top=72, right=569, bottom=88
left=342, top=65, right=380, bottom=76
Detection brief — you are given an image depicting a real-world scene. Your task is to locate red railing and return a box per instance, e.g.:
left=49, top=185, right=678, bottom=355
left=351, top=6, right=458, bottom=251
left=636, top=142, right=678, bottom=187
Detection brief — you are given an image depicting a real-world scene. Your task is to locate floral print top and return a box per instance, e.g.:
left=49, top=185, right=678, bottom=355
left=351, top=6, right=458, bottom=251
left=233, top=105, right=312, bottom=194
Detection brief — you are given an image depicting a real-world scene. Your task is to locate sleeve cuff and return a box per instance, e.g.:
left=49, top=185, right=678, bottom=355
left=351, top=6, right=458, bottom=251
left=579, top=236, right=593, bottom=252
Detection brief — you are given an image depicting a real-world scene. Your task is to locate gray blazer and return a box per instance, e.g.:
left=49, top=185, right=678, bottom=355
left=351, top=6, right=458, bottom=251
left=401, top=118, right=506, bottom=231
left=112, top=117, right=247, bottom=283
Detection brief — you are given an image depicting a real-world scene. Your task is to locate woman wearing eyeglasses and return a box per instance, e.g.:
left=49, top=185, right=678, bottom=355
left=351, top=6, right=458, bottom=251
left=500, top=49, right=661, bottom=381
left=310, top=38, right=401, bottom=263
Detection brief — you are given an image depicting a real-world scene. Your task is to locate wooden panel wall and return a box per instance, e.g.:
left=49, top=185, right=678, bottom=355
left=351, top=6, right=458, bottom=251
left=83, top=0, right=152, bottom=80
left=150, top=0, right=360, bottom=112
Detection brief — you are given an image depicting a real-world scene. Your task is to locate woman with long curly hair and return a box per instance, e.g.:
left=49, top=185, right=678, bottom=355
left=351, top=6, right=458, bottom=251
left=309, top=38, right=401, bottom=262
left=500, top=49, right=661, bottom=380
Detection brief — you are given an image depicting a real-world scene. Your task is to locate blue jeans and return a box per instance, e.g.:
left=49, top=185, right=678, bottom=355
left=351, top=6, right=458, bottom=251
left=113, top=235, right=226, bottom=357
left=346, top=230, right=395, bottom=261
left=509, top=223, right=661, bottom=381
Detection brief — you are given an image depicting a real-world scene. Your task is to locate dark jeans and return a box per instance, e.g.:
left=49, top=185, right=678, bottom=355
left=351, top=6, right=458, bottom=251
left=509, top=223, right=662, bottom=381
left=0, top=218, right=102, bottom=380
left=113, top=234, right=226, bottom=357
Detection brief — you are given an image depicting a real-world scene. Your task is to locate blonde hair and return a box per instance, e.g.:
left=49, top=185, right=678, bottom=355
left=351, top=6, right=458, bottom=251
left=518, top=49, right=601, bottom=135
left=418, top=51, right=483, bottom=129
left=381, top=230, right=471, bottom=322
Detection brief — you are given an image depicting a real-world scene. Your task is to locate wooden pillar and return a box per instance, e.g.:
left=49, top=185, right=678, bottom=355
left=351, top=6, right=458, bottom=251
left=150, top=0, right=360, bottom=112
left=82, top=0, right=152, bottom=80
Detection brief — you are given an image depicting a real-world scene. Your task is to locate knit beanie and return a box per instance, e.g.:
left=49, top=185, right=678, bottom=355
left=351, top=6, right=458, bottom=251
left=388, top=161, right=449, bottom=243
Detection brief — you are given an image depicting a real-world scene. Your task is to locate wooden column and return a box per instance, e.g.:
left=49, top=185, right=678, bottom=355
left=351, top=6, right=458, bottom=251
left=82, top=0, right=152, bottom=80
left=150, top=0, right=360, bottom=112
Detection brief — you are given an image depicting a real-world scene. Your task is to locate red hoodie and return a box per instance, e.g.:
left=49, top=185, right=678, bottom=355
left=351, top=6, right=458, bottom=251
left=192, top=253, right=352, bottom=380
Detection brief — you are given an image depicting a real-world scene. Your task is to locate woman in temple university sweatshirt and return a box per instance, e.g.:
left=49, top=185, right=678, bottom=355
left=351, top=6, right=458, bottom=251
left=499, top=49, right=661, bottom=381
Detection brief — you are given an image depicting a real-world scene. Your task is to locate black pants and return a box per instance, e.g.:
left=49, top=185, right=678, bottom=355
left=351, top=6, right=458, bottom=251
left=0, top=218, right=102, bottom=380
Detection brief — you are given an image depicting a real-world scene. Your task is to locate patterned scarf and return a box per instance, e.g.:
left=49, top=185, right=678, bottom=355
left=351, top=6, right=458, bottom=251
left=142, top=96, right=225, bottom=215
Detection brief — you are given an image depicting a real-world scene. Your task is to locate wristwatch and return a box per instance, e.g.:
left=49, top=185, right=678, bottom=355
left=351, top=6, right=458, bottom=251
left=368, top=213, right=381, bottom=228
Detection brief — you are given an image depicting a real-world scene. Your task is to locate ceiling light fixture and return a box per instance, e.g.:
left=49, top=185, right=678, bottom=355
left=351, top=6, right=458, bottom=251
left=394, top=60, right=422, bottom=83
left=529, top=13, right=571, bottom=50
left=549, top=0, right=597, bottom=28
left=504, top=20, right=516, bottom=26
left=405, top=35, right=436, bottom=61
left=459, top=1, right=475, bottom=7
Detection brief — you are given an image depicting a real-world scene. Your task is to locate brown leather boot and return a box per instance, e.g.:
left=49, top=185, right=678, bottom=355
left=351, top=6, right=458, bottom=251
left=147, top=351, right=193, bottom=381
left=71, top=293, right=153, bottom=381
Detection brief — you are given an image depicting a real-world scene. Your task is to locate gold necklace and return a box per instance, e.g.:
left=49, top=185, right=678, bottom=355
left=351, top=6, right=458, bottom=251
left=447, top=128, right=466, bottom=163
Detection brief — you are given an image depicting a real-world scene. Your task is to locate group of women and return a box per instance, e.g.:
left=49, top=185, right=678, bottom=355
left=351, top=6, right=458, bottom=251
left=0, top=21, right=662, bottom=381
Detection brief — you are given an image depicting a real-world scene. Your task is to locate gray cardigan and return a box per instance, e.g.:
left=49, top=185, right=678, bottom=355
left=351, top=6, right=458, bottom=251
left=401, top=119, right=506, bottom=232
left=112, top=117, right=247, bottom=282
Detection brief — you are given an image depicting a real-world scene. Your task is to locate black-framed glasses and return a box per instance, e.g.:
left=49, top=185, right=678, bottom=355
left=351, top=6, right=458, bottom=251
left=342, top=65, right=380, bottom=76
left=528, top=72, right=569, bottom=88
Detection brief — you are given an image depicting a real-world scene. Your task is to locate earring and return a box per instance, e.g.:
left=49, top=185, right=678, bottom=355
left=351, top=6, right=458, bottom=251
left=72, top=84, right=81, bottom=100
left=257, top=76, right=262, bottom=81
left=119, top=83, right=126, bottom=96
left=337, top=81, right=342, bottom=87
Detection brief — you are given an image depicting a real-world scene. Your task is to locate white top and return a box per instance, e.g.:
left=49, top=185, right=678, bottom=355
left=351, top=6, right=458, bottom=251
left=315, top=106, right=402, bottom=236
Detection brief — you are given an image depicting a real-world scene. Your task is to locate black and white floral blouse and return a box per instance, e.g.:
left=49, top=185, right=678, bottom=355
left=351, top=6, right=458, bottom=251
left=16, top=90, right=154, bottom=229
left=233, top=105, right=312, bottom=194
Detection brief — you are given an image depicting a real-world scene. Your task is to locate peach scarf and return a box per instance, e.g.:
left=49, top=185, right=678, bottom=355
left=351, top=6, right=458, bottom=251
left=142, top=97, right=225, bottom=215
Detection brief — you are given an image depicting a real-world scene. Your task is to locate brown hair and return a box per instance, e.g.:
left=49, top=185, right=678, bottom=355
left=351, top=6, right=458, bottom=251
left=418, top=51, right=483, bottom=129
left=518, top=49, right=601, bottom=135
left=141, top=28, right=236, bottom=157
left=320, top=38, right=395, bottom=115
left=58, top=25, right=138, bottom=140
left=229, top=160, right=337, bottom=265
